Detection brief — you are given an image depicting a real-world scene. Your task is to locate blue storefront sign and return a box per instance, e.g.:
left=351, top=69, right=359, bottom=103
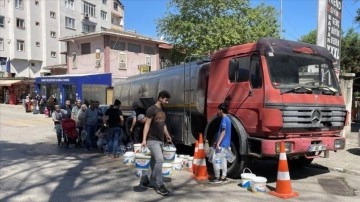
left=35, top=73, right=112, bottom=105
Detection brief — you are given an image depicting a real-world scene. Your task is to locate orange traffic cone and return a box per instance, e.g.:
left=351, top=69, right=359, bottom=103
left=191, top=140, right=199, bottom=173
left=270, top=141, right=299, bottom=199
left=193, top=133, right=208, bottom=181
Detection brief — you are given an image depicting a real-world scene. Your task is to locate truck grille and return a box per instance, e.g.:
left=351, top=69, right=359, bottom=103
left=266, top=104, right=346, bottom=129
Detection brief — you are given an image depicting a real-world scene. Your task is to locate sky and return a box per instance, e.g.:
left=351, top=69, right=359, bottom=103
left=120, top=0, right=359, bottom=41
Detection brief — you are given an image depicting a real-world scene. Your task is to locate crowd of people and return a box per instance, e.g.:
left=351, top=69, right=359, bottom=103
left=46, top=96, right=147, bottom=158
left=19, top=90, right=233, bottom=196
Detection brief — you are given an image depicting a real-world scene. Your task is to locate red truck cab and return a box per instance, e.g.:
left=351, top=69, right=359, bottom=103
left=205, top=38, right=346, bottom=177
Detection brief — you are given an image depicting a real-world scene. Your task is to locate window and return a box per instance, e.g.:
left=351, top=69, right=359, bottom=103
left=118, top=53, right=126, bottom=69
left=0, top=16, right=4, bottom=28
left=51, top=52, right=57, bottom=58
left=35, top=22, right=39, bottom=26
left=15, top=0, right=23, bottom=9
left=110, top=40, right=125, bottom=51
left=82, top=23, right=95, bottom=33
left=0, top=38, right=3, bottom=51
left=17, top=40, right=24, bottom=51
left=228, top=56, right=250, bottom=83
left=250, top=55, right=262, bottom=88
left=82, top=1, right=96, bottom=17
left=65, top=0, right=74, bottom=10
left=102, top=0, right=107, bottom=4
left=81, top=43, right=90, bottom=54
left=101, top=10, right=107, bottom=20
left=36, top=42, right=40, bottom=47
left=101, top=27, right=107, bottom=31
left=113, top=1, right=118, bottom=10
left=128, top=43, right=141, bottom=53
left=65, top=17, right=75, bottom=29
left=50, top=31, right=56, bottom=38
left=50, top=11, right=56, bottom=19
left=16, top=18, right=25, bottom=29
left=0, top=0, right=5, bottom=7
left=144, top=46, right=155, bottom=54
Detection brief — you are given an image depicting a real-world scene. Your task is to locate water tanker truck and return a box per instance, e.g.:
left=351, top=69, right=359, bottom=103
left=114, top=38, right=347, bottom=178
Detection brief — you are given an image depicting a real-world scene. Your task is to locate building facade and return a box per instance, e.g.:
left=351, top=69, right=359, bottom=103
left=0, top=0, right=124, bottom=104
left=60, top=30, right=166, bottom=85
left=0, top=0, right=124, bottom=78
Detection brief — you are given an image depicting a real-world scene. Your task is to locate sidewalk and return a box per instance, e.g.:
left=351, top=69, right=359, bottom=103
left=311, top=125, right=360, bottom=175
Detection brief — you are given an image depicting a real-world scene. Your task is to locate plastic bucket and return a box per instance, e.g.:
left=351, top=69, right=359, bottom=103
left=241, top=168, right=256, bottom=188
left=251, top=176, right=267, bottom=193
left=162, top=163, right=173, bottom=176
left=179, top=155, right=190, bottom=166
left=135, top=154, right=151, bottom=170
left=123, top=152, right=135, bottom=166
left=172, top=159, right=183, bottom=171
left=134, top=144, right=142, bottom=153
left=163, top=144, right=177, bottom=162
left=187, top=156, right=194, bottom=168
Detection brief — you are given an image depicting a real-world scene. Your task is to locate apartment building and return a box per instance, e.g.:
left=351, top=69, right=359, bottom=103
left=0, top=0, right=124, bottom=103
left=0, top=0, right=124, bottom=78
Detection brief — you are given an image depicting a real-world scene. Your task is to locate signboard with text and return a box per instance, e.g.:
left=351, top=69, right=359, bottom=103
left=317, top=0, right=342, bottom=79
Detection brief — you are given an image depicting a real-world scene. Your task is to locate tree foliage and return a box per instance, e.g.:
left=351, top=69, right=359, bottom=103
left=299, top=30, right=317, bottom=44
left=341, top=28, right=360, bottom=73
left=299, top=29, right=360, bottom=73
left=157, top=0, right=279, bottom=63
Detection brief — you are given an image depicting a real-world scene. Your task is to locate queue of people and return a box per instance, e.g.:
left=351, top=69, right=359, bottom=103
left=49, top=90, right=176, bottom=196
left=49, top=97, right=147, bottom=156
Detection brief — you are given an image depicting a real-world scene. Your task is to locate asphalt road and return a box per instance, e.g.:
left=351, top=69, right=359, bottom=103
left=0, top=104, right=359, bottom=202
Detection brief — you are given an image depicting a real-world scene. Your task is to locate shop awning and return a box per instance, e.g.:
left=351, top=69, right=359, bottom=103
left=0, top=80, right=22, bottom=86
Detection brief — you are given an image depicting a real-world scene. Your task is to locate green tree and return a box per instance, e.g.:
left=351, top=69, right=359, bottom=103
left=299, top=29, right=360, bottom=73
left=299, top=30, right=317, bottom=44
left=157, top=0, right=279, bottom=64
left=341, top=28, right=360, bottom=73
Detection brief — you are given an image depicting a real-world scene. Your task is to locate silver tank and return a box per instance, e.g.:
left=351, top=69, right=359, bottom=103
left=113, top=61, right=210, bottom=114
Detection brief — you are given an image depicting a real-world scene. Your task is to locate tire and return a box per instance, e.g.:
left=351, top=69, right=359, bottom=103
left=227, top=137, right=246, bottom=178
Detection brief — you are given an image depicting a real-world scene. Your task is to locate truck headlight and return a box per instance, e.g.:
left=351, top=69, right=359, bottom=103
left=334, top=139, right=345, bottom=149
left=275, top=142, right=292, bottom=154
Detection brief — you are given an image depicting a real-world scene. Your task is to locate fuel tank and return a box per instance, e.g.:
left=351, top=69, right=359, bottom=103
left=113, top=61, right=210, bottom=114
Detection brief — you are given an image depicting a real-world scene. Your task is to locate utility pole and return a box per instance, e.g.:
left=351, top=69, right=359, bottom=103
left=280, top=0, right=283, bottom=39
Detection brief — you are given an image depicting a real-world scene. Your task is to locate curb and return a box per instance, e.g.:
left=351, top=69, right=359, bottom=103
left=309, top=163, right=360, bottom=176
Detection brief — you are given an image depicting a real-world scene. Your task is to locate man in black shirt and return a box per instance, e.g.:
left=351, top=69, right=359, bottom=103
left=104, top=99, right=124, bottom=157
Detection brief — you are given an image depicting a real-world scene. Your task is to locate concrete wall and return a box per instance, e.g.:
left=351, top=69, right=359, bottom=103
left=340, top=73, right=355, bottom=137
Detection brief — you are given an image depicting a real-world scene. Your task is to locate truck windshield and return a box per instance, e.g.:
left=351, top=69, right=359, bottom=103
left=266, top=53, right=340, bottom=94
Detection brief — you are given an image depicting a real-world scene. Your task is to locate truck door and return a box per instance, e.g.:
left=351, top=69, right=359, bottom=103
left=245, top=54, right=264, bottom=135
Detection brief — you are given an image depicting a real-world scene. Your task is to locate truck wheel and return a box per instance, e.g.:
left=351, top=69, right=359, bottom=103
left=226, top=136, right=246, bottom=178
